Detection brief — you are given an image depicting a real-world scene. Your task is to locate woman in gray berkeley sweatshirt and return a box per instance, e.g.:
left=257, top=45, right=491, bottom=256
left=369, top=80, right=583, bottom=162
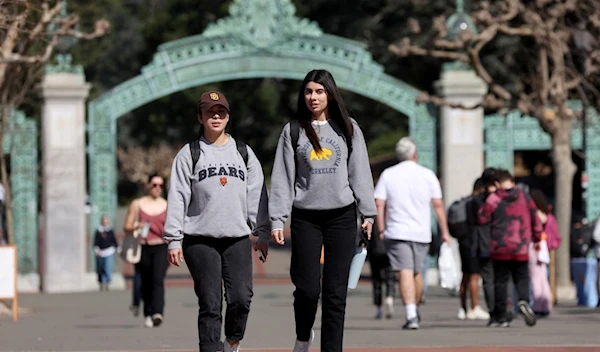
left=163, top=91, right=270, bottom=352
left=269, top=70, right=377, bottom=352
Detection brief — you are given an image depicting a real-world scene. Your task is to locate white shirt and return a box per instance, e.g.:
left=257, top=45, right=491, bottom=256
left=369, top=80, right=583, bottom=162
left=374, top=160, right=442, bottom=243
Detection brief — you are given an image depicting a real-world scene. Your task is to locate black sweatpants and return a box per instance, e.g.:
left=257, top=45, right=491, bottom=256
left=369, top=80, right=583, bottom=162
left=183, top=235, right=253, bottom=352
left=492, top=260, right=529, bottom=322
left=290, top=203, right=357, bottom=352
left=137, top=244, right=168, bottom=318
left=479, top=258, right=494, bottom=313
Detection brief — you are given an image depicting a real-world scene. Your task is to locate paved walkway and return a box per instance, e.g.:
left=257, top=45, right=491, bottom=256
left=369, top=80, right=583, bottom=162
left=2, top=282, right=600, bottom=352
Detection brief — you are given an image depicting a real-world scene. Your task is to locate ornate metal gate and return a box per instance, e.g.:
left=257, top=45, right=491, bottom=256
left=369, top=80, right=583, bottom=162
left=484, top=105, right=600, bottom=220
left=87, top=0, right=438, bottom=242
left=5, top=110, right=38, bottom=273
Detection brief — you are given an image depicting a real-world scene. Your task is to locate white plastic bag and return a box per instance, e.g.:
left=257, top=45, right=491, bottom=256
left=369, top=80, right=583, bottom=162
left=537, top=240, right=550, bottom=264
left=438, top=242, right=459, bottom=292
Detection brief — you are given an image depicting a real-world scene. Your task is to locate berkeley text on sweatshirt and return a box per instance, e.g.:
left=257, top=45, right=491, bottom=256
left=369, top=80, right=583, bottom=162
left=269, top=119, right=377, bottom=231
left=164, top=136, right=270, bottom=250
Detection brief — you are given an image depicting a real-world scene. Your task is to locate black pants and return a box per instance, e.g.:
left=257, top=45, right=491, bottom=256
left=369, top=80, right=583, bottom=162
left=136, top=244, right=168, bottom=317
left=183, top=235, right=253, bottom=352
left=479, top=258, right=494, bottom=313
left=369, top=254, right=395, bottom=306
left=492, top=260, right=529, bottom=322
left=290, top=203, right=357, bottom=352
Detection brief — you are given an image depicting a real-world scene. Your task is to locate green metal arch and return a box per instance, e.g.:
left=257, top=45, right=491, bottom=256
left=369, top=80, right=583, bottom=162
left=87, top=0, right=437, bottom=244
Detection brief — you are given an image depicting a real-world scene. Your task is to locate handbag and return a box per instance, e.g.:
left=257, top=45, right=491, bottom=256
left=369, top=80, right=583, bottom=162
left=120, top=200, right=142, bottom=264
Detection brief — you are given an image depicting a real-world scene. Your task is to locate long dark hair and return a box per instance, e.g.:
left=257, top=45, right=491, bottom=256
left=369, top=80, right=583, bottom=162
left=530, top=188, right=550, bottom=214
left=295, top=69, right=353, bottom=152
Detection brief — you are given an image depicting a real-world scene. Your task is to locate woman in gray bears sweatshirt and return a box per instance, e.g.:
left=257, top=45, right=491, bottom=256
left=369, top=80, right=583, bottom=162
left=269, top=69, right=377, bottom=352
left=163, top=91, right=270, bottom=352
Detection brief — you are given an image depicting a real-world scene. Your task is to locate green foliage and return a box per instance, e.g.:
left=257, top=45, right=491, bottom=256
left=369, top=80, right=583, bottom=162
left=367, top=129, right=408, bottom=158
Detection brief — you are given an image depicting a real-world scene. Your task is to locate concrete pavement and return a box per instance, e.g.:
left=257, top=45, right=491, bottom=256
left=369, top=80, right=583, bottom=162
left=2, top=282, right=600, bottom=352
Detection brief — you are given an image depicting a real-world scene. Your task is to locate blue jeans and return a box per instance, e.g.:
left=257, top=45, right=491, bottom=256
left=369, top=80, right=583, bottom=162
left=96, top=254, right=113, bottom=284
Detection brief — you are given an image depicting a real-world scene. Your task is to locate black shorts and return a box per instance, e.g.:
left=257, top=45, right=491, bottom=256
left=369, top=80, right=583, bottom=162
left=460, top=245, right=480, bottom=274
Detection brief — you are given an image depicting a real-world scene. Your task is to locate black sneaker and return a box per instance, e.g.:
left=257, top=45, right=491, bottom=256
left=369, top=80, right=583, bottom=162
left=487, top=318, right=509, bottom=328
left=518, top=300, right=536, bottom=327
left=402, top=317, right=419, bottom=330
left=129, top=305, right=140, bottom=317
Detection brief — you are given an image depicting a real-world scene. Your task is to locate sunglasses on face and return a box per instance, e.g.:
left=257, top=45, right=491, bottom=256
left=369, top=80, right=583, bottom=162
left=151, top=183, right=163, bottom=189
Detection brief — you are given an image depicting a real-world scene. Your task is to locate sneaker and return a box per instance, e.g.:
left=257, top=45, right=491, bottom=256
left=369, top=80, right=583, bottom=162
left=292, top=329, right=314, bottom=352
left=223, top=340, right=240, bottom=352
left=129, top=305, right=140, bottom=317
left=457, top=307, right=466, bottom=320
left=518, top=300, right=537, bottom=327
left=152, top=313, right=163, bottom=327
left=375, top=308, right=383, bottom=320
left=471, top=305, right=491, bottom=320
left=402, top=317, right=419, bottom=330
left=144, top=316, right=154, bottom=328
left=384, top=296, right=394, bottom=319
left=466, top=308, right=475, bottom=320
left=487, top=318, right=509, bottom=328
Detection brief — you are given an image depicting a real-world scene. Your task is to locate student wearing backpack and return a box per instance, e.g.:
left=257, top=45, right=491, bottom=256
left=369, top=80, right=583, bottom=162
left=163, top=91, right=270, bottom=352
left=453, top=179, right=490, bottom=321
left=269, top=69, right=376, bottom=352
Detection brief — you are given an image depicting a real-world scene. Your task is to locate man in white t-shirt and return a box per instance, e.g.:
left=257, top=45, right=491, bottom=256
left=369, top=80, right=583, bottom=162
left=374, top=137, right=450, bottom=330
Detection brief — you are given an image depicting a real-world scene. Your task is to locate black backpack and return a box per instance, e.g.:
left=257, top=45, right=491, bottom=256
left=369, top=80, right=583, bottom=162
left=447, top=196, right=471, bottom=240
left=189, top=139, right=249, bottom=174
left=570, top=218, right=597, bottom=258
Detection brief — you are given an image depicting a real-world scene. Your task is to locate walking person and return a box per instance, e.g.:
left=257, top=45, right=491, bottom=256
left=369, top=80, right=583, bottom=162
left=529, top=189, right=560, bottom=316
left=369, top=223, right=395, bottom=319
left=164, top=91, right=270, bottom=352
left=93, top=215, right=118, bottom=291
left=456, top=179, right=490, bottom=320
left=374, top=137, right=451, bottom=330
left=269, top=69, right=377, bottom=352
left=123, top=173, right=168, bottom=328
left=478, top=169, right=542, bottom=327
left=468, top=168, right=499, bottom=317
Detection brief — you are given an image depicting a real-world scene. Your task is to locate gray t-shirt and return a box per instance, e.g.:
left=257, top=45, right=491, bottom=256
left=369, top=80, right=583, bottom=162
left=164, top=136, right=270, bottom=250
left=269, top=119, right=377, bottom=230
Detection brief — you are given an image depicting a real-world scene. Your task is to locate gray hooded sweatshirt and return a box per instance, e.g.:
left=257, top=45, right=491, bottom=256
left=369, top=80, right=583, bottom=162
left=163, top=136, right=270, bottom=250
left=269, top=119, right=377, bottom=231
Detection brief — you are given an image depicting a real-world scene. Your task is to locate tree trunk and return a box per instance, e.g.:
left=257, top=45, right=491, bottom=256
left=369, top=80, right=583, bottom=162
left=0, top=104, right=13, bottom=245
left=552, top=120, right=577, bottom=289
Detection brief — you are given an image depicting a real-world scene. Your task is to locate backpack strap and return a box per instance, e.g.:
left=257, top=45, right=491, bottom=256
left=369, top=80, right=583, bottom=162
left=189, top=139, right=201, bottom=174
left=236, top=140, right=249, bottom=166
left=290, top=120, right=300, bottom=152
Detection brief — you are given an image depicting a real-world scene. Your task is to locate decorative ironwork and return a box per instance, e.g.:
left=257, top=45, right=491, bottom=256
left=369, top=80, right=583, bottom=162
left=3, top=111, right=38, bottom=273
left=87, top=0, right=438, bottom=250
left=484, top=107, right=600, bottom=220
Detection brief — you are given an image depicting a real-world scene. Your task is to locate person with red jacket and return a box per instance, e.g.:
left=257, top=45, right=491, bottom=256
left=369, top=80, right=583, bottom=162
left=478, top=169, right=542, bottom=327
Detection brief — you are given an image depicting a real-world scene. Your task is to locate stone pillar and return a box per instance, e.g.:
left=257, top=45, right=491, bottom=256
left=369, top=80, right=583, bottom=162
left=436, top=69, right=488, bottom=207
left=41, top=72, right=90, bottom=293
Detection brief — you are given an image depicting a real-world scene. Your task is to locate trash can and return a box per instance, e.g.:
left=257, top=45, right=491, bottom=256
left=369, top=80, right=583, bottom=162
left=571, top=257, right=599, bottom=307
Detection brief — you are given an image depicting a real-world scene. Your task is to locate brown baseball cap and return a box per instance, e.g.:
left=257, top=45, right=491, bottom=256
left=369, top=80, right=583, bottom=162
left=197, top=91, right=230, bottom=113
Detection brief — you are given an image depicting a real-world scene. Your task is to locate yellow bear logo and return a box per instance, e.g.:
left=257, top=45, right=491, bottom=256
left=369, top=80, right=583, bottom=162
left=310, top=148, right=333, bottom=161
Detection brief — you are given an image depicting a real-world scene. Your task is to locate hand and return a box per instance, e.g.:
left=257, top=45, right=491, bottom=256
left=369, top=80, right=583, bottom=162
left=254, top=241, right=269, bottom=262
left=534, top=242, right=541, bottom=251
left=94, top=248, right=100, bottom=256
left=441, top=232, right=451, bottom=243
left=168, top=248, right=184, bottom=267
left=379, top=229, right=385, bottom=240
left=360, top=221, right=372, bottom=240
left=271, top=230, right=285, bottom=246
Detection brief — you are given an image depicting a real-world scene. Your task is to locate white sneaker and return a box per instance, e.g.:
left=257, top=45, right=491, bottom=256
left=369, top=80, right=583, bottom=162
left=466, top=308, right=476, bottom=320
left=457, top=308, right=466, bottom=320
left=384, top=296, right=394, bottom=319
left=223, top=340, right=241, bottom=352
left=292, top=329, right=314, bottom=352
left=472, top=305, right=491, bottom=320
left=144, top=316, right=154, bottom=328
